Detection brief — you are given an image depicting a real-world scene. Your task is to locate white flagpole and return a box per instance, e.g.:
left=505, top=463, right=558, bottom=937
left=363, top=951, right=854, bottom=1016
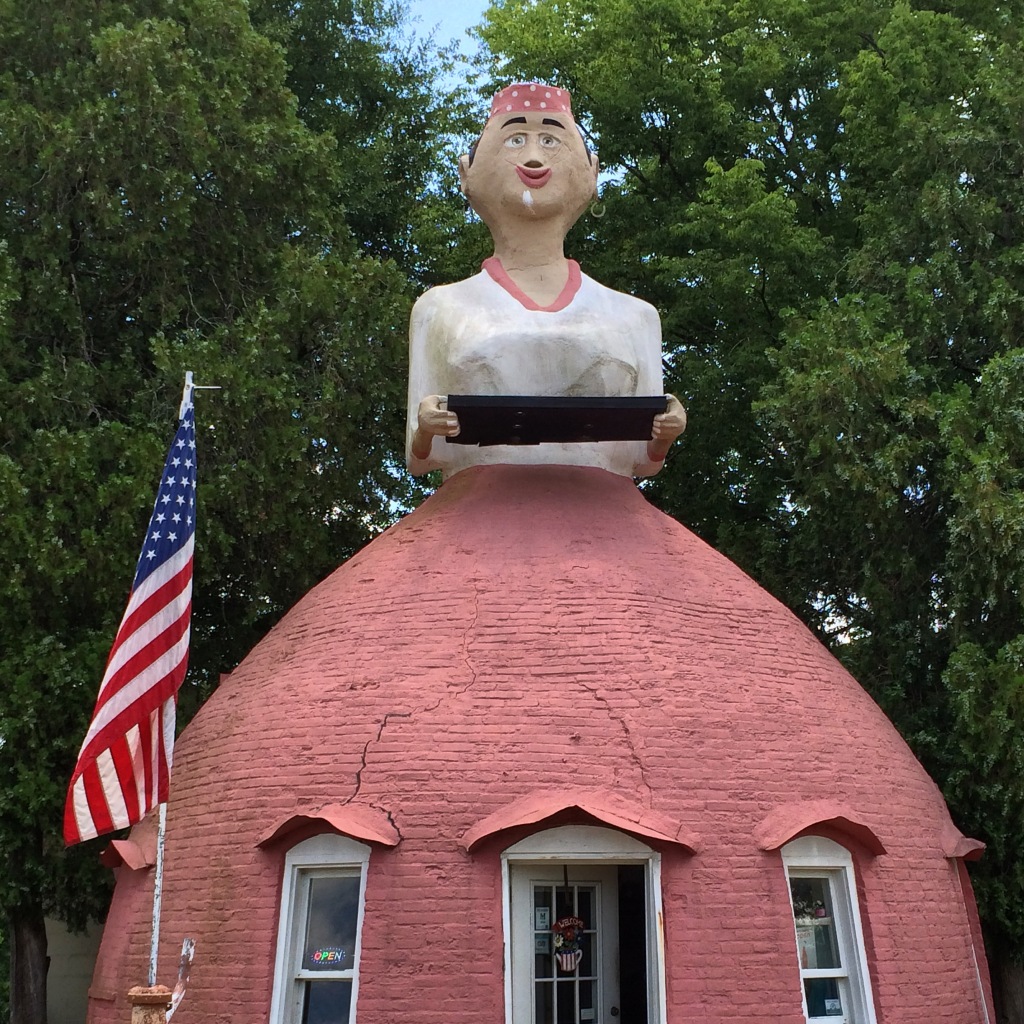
left=148, top=801, right=168, bottom=987
left=178, top=371, right=194, bottom=419
left=148, top=372, right=211, bottom=988
left=145, top=372, right=219, bottom=987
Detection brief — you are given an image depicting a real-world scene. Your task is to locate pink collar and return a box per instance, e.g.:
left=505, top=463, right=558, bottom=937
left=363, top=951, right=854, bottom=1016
left=482, top=257, right=582, bottom=312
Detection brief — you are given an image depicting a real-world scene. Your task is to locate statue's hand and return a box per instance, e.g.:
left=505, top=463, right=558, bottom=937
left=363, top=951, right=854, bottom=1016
left=653, top=394, right=687, bottom=442
left=418, top=395, right=460, bottom=437
left=412, top=395, right=460, bottom=459
left=648, top=394, right=687, bottom=463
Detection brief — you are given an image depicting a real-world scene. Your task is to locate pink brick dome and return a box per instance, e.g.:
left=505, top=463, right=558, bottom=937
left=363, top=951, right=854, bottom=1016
left=88, top=464, right=991, bottom=1023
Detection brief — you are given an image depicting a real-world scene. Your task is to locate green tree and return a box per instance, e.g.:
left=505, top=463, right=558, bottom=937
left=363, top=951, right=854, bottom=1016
left=480, top=0, right=1024, bottom=1012
left=0, top=0, right=442, bottom=1018
left=248, top=0, right=457, bottom=275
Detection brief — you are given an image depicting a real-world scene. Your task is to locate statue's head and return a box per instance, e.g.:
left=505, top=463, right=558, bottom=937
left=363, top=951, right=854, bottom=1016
left=459, top=84, right=599, bottom=241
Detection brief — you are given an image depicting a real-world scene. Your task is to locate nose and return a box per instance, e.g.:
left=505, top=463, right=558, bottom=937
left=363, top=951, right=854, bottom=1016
left=521, top=137, right=548, bottom=168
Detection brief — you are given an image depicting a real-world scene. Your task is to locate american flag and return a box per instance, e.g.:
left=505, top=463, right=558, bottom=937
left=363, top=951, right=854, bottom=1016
left=64, top=381, right=197, bottom=845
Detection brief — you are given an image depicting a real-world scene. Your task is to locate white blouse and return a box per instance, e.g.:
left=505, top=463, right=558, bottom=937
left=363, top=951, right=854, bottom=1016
left=406, top=260, right=664, bottom=480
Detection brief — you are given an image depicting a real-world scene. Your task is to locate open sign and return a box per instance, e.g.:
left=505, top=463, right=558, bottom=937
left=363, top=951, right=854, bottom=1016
left=308, top=946, right=348, bottom=968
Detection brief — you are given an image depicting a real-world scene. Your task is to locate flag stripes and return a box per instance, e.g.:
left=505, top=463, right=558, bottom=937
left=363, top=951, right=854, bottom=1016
left=64, top=388, right=197, bottom=845
left=77, top=547, right=193, bottom=757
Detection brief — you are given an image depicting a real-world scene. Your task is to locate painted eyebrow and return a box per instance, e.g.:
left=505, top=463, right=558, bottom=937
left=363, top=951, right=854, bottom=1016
left=500, top=117, right=528, bottom=128
left=542, top=118, right=566, bottom=128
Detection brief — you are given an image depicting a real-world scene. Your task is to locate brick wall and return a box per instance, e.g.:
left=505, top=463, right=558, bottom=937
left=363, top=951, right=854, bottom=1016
left=88, top=465, right=992, bottom=1023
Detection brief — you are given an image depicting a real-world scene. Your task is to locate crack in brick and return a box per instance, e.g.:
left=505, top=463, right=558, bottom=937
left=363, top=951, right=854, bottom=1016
left=577, top=679, right=653, bottom=802
left=383, top=806, right=404, bottom=842
left=350, top=589, right=486, bottom=806
left=450, top=583, right=482, bottom=697
left=349, top=711, right=411, bottom=803
left=347, top=699, right=445, bottom=804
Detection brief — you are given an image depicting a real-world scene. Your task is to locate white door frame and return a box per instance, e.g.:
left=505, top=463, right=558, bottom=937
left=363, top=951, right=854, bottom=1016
left=500, top=825, right=667, bottom=1024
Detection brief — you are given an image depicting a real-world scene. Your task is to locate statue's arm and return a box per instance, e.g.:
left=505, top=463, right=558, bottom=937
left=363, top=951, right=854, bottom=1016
left=633, top=301, right=686, bottom=473
left=406, top=291, right=461, bottom=475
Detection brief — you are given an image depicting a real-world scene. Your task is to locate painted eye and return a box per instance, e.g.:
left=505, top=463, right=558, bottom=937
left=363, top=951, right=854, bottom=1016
left=539, top=134, right=561, bottom=148
left=504, top=134, right=526, bottom=148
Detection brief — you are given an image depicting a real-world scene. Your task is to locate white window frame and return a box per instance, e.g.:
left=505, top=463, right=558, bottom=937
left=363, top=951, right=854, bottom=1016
left=782, top=836, right=877, bottom=1024
left=500, top=825, right=668, bottom=1024
left=268, top=833, right=371, bottom=1024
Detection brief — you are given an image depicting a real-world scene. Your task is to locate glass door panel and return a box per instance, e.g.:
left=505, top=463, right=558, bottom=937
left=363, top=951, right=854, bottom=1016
left=511, top=865, right=619, bottom=1024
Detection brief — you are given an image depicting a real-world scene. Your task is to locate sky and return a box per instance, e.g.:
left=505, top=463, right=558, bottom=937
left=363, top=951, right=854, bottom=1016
left=405, top=0, right=490, bottom=51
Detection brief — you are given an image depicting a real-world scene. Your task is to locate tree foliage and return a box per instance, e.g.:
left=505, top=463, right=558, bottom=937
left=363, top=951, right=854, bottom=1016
left=0, top=0, right=446, bottom=1016
left=480, top=0, right=1024, bottom=989
left=248, top=0, right=449, bottom=272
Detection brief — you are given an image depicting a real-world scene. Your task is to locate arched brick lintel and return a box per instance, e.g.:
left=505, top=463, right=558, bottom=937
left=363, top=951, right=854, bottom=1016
left=941, top=822, right=986, bottom=862
left=257, top=803, right=400, bottom=849
left=755, top=800, right=888, bottom=856
left=461, top=789, right=700, bottom=853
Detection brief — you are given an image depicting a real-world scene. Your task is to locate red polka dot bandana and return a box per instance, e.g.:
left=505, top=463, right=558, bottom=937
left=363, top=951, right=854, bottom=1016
left=489, top=83, right=573, bottom=120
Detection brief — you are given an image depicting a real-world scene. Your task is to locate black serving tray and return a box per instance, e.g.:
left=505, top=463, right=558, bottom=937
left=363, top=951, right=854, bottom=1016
left=445, top=395, right=668, bottom=446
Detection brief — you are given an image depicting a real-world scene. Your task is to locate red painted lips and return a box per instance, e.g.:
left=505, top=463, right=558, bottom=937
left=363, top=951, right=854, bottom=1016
left=516, top=166, right=552, bottom=188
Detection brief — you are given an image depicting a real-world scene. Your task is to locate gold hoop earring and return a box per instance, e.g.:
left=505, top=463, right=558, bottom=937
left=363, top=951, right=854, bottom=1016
left=590, top=200, right=606, bottom=219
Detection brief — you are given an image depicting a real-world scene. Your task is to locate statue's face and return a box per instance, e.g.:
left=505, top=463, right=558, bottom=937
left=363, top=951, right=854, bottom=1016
left=459, top=111, right=599, bottom=236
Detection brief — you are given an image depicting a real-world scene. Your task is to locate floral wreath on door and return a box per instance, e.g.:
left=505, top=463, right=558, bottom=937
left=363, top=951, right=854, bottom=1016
left=552, top=916, right=585, bottom=972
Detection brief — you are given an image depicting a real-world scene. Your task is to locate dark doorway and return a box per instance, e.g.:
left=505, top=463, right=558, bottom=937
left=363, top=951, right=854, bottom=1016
left=617, top=865, right=648, bottom=1024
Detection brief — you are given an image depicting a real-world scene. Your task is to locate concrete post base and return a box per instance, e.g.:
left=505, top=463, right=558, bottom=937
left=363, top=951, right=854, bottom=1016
left=127, top=985, right=172, bottom=1024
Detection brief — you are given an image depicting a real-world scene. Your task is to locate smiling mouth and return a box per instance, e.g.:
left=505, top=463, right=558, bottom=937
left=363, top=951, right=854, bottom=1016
left=516, top=166, right=552, bottom=188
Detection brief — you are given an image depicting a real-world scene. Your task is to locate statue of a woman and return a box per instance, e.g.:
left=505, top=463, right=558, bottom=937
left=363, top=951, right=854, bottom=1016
left=407, top=83, right=686, bottom=479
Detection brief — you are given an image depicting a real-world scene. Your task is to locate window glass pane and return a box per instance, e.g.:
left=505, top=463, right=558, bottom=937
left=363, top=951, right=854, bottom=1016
left=579, top=979, right=595, bottom=1022
left=804, top=977, right=843, bottom=1017
left=302, top=979, right=352, bottom=1024
left=579, top=931, right=595, bottom=977
left=535, top=981, right=554, bottom=1024
left=556, top=979, right=576, bottom=1022
left=555, top=887, right=574, bottom=919
left=790, top=876, right=841, bottom=969
left=577, top=887, right=593, bottom=928
left=535, top=953, right=554, bottom=978
left=536, top=884, right=552, bottom=925
left=535, top=885, right=554, bottom=978
left=302, top=875, right=360, bottom=971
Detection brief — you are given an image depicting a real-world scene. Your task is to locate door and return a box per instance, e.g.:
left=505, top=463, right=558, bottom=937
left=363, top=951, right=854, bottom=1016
left=511, top=864, right=620, bottom=1024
